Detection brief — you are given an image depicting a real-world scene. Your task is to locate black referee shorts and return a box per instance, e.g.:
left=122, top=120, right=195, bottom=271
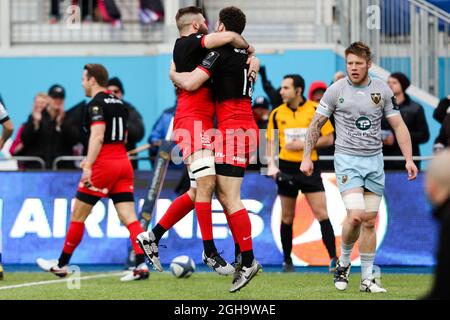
left=276, top=160, right=325, bottom=198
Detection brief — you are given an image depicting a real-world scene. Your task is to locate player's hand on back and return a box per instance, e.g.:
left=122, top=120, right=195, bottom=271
left=169, top=61, right=177, bottom=84
left=247, top=56, right=260, bottom=83
left=405, top=160, right=418, bottom=181
left=300, top=158, right=314, bottom=177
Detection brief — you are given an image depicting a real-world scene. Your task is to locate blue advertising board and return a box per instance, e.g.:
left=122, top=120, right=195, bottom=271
left=0, top=170, right=438, bottom=266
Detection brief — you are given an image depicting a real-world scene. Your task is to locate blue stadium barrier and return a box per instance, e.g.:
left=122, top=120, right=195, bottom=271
left=0, top=170, right=438, bottom=266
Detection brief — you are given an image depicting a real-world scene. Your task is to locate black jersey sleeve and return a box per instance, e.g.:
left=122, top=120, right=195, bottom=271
left=87, top=102, right=105, bottom=125
left=185, top=33, right=206, bottom=54
left=198, top=50, right=222, bottom=76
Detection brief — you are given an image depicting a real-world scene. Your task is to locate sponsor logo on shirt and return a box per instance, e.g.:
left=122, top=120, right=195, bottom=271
left=355, top=116, right=372, bottom=131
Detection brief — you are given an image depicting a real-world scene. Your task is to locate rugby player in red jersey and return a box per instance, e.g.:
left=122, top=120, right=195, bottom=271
left=137, top=6, right=255, bottom=275
left=37, top=64, right=148, bottom=282
left=170, top=6, right=262, bottom=292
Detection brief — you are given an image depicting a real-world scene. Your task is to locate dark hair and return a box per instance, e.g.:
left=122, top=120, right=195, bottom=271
left=219, top=6, right=246, bottom=34
left=84, top=64, right=109, bottom=87
left=108, top=77, right=124, bottom=95
left=345, top=41, right=372, bottom=62
left=283, top=74, right=305, bottom=90
left=176, top=6, right=203, bottom=30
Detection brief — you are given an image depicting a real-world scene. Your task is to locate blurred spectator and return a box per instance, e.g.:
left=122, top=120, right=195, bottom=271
left=19, top=92, right=74, bottom=169
left=433, top=95, right=450, bottom=153
left=51, top=0, right=122, bottom=28
left=247, top=96, right=270, bottom=171
left=108, top=77, right=145, bottom=168
left=333, top=71, right=346, bottom=83
left=424, top=149, right=450, bottom=300
left=252, top=96, right=270, bottom=129
left=51, top=0, right=96, bottom=23
left=147, top=106, right=176, bottom=167
left=259, top=65, right=282, bottom=108
left=139, top=0, right=164, bottom=25
left=315, top=80, right=336, bottom=171
left=381, top=72, right=429, bottom=170
left=308, top=81, right=327, bottom=103
left=62, top=100, right=88, bottom=160
left=146, top=105, right=189, bottom=194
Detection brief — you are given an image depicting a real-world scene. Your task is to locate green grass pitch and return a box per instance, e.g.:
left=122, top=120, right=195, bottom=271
left=0, top=271, right=432, bottom=300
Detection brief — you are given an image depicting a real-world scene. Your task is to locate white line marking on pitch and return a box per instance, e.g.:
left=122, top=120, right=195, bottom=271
left=0, top=272, right=125, bottom=290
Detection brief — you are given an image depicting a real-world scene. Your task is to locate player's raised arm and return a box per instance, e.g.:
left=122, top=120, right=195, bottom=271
left=387, top=115, right=418, bottom=180
left=170, top=64, right=210, bottom=91
left=203, top=31, right=253, bottom=51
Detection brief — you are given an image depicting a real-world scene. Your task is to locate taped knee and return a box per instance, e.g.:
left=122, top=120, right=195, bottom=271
left=187, top=168, right=197, bottom=188
left=364, top=194, right=382, bottom=213
left=190, top=156, right=215, bottom=180
left=342, top=193, right=365, bottom=211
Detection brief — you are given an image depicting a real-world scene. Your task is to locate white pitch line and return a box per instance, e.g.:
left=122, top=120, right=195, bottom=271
left=0, top=272, right=125, bottom=290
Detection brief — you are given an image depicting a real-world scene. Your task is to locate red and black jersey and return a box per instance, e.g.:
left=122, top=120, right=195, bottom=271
left=173, top=32, right=208, bottom=72
left=84, top=91, right=129, bottom=145
left=173, top=32, right=215, bottom=120
left=198, top=45, right=254, bottom=122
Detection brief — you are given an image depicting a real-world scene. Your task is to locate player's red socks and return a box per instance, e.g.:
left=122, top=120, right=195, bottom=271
left=157, top=192, right=194, bottom=232
left=224, top=210, right=241, bottom=260
left=228, top=208, right=254, bottom=267
left=127, top=220, right=145, bottom=256
left=228, top=209, right=252, bottom=252
left=196, top=202, right=214, bottom=240
left=63, top=221, right=85, bottom=254
left=196, top=202, right=217, bottom=255
left=59, top=221, right=85, bottom=267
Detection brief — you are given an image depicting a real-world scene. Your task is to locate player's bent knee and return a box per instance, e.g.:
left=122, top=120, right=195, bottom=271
left=362, top=219, right=376, bottom=229
left=342, top=192, right=365, bottom=211
left=110, top=192, right=134, bottom=204
left=364, top=194, right=382, bottom=213
left=190, top=156, right=215, bottom=180
left=351, top=216, right=362, bottom=226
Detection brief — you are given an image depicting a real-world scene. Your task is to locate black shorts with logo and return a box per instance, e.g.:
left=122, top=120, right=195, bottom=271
left=276, top=159, right=325, bottom=198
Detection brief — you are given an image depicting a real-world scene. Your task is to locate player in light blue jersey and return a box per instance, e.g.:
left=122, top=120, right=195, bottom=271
left=0, top=100, right=14, bottom=280
left=301, top=42, right=418, bottom=293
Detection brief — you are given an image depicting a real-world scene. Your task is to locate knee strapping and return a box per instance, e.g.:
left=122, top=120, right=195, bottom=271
left=187, top=168, right=197, bottom=188
left=342, top=193, right=365, bottom=211
left=190, top=156, right=215, bottom=179
left=364, top=194, right=382, bottom=213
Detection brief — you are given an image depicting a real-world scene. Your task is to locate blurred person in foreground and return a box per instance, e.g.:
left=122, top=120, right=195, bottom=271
left=424, top=149, right=450, bottom=300
left=0, top=99, right=14, bottom=280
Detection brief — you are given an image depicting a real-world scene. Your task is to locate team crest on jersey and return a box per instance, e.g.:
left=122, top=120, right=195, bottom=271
left=92, top=106, right=100, bottom=114
left=341, top=175, right=348, bottom=184
left=371, top=93, right=381, bottom=105
left=339, top=97, right=344, bottom=104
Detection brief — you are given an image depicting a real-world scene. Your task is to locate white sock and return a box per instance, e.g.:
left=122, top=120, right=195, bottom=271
left=340, top=242, right=354, bottom=266
left=360, top=253, right=376, bottom=280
